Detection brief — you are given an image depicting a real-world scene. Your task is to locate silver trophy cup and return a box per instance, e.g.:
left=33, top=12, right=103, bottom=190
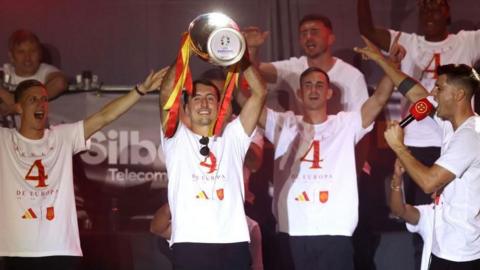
left=188, top=12, right=246, bottom=66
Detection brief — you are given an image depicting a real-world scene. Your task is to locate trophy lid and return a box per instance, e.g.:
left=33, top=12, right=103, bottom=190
left=188, top=12, right=245, bottom=66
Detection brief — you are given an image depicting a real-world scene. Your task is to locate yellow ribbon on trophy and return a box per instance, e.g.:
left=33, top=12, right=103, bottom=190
left=163, top=32, right=242, bottom=138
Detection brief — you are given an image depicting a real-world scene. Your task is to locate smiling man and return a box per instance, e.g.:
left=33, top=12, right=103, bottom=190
left=244, top=14, right=368, bottom=113
left=256, top=65, right=395, bottom=270
left=357, top=1, right=480, bottom=267
left=356, top=35, right=480, bottom=270
left=158, top=55, right=266, bottom=270
left=0, top=68, right=166, bottom=270
left=0, top=29, right=68, bottom=117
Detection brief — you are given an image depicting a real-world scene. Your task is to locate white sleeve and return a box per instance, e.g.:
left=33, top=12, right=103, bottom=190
left=406, top=204, right=433, bottom=239
left=223, top=117, right=254, bottom=157
left=55, top=121, right=89, bottom=154
left=346, top=73, right=369, bottom=112
left=458, top=30, right=480, bottom=62
left=339, top=111, right=373, bottom=143
left=271, top=59, right=294, bottom=89
left=435, top=129, right=480, bottom=178
left=264, top=108, right=295, bottom=144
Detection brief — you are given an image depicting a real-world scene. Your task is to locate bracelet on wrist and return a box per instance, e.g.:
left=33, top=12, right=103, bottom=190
left=134, top=85, right=146, bottom=96
left=390, top=182, right=402, bottom=191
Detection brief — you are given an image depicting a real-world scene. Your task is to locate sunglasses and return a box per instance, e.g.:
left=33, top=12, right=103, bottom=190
left=199, top=136, right=210, bottom=157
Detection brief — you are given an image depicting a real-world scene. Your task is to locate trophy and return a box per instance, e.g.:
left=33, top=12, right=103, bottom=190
left=188, top=12, right=246, bottom=66
left=163, top=12, right=247, bottom=138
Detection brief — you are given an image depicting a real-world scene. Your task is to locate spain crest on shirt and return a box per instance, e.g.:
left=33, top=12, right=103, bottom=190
left=319, top=191, right=329, bottom=203
left=216, top=188, right=224, bottom=200
left=46, top=206, right=55, bottom=220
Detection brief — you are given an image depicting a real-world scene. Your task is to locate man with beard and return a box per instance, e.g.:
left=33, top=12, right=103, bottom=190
left=244, top=14, right=368, bottom=114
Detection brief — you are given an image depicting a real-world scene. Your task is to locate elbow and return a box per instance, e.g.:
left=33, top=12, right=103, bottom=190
left=149, top=222, right=163, bottom=236
left=419, top=177, right=438, bottom=194
left=390, top=206, right=405, bottom=218
left=422, top=184, right=436, bottom=194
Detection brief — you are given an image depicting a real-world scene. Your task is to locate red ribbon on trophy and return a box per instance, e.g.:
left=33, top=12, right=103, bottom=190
left=163, top=12, right=246, bottom=138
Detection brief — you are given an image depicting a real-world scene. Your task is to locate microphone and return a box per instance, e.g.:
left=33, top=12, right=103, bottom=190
left=399, top=97, right=434, bottom=128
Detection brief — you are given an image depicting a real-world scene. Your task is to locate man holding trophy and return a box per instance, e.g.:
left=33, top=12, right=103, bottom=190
left=158, top=13, right=266, bottom=270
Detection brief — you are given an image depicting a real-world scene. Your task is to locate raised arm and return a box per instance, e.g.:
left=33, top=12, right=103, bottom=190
left=360, top=75, right=395, bottom=128
left=44, top=71, right=68, bottom=100
left=0, top=88, right=15, bottom=116
left=243, top=26, right=278, bottom=84
left=357, top=0, right=391, bottom=51
left=84, top=68, right=167, bottom=139
left=354, top=37, right=428, bottom=103
left=234, top=85, right=267, bottom=130
left=389, top=159, right=420, bottom=225
left=158, top=63, right=177, bottom=126
left=239, top=61, right=267, bottom=136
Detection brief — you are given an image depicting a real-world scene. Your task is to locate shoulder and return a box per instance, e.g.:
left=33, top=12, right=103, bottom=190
left=49, top=121, right=83, bottom=135
left=0, top=126, right=11, bottom=136
left=330, top=58, right=363, bottom=77
left=455, top=29, right=480, bottom=38
left=272, top=56, right=305, bottom=66
left=38, top=63, right=60, bottom=74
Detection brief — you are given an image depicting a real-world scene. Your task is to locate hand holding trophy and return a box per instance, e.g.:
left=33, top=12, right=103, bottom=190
left=163, top=12, right=248, bottom=137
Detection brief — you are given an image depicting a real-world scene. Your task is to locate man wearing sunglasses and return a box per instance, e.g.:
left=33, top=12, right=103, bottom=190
left=158, top=56, right=266, bottom=270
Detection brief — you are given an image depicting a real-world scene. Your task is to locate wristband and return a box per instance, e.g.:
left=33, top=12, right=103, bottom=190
left=397, top=77, right=417, bottom=96
left=134, top=85, right=146, bottom=96
left=390, top=182, right=402, bottom=191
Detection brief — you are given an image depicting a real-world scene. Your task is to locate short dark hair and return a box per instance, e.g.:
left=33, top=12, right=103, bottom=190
left=8, top=29, right=41, bottom=51
left=299, top=67, right=331, bottom=86
left=437, top=64, right=480, bottom=98
left=14, top=79, right=46, bottom=103
left=299, top=14, right=333, bottom=31
left=183, top=79, right=221, bottom=104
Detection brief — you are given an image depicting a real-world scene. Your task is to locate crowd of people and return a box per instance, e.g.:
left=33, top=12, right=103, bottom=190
left=1, top=0, right=479, bottom=270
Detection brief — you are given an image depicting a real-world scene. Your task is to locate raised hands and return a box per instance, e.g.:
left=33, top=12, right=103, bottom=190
left=242, top=26, right=269, bottom=49
left=388, top=32, right=406, bottom=67
left=354, top=36, right=386, bottom=62
left=354, top=34, right=405, bottom=66
left=137, top=67, right=169, bottom=94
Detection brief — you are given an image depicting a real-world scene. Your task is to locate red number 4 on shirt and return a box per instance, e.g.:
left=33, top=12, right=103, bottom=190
left=25, top=159, right=48, bottom=187
left=300, top=140, right=323, bottom=169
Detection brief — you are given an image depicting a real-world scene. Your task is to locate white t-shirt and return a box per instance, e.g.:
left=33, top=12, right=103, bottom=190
left=389, top=29, right=480, bottom=147
left=3, top=63, right=59, bottom=85
left=406, top=204, right=434, bottom=270
left=0, top=121, right=89, bottom=257
left=429, top=115, right=480, bottom=262
left=270, top=56, right=369, bottom=113
left=264, top=109, right=372, bottom=236
left=162, top=118, right=253, bottom=245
